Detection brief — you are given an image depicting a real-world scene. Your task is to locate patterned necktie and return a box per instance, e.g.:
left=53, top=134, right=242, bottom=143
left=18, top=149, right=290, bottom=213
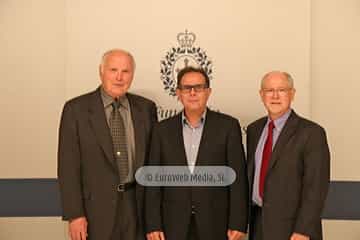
left=109, top=99, right=129, bottom=183
left=259, top=120, right=274, bottom=199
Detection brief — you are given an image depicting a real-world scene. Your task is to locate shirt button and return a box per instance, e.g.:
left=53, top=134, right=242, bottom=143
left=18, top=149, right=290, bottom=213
left=191, top=205, right=196, bottom=214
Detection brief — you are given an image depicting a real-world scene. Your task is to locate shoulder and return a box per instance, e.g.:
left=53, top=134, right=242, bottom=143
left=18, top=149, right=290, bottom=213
left=127, top=92, right=156, bottom=108
left=62, top=89, right=98, bottom=110
left=150, top=112, right=184, bottom=136
left=291, top=113, right=329, bottom=154
left=59, top=89, right=99, bottom=124
left=207, top=110, right=240, bottom=126
left=295, top=113, right=327, bottom=136
left=157, top=113, right=180, bottom=128
left=247, top=116, right=267, bottom=133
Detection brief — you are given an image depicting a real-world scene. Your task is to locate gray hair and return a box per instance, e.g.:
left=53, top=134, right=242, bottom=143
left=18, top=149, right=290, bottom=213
left=261, top=71, right=294, bottom=89
left=100, top=48, right=136, bottom=73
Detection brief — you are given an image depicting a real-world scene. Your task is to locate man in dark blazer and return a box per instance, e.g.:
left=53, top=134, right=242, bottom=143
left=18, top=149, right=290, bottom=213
left=145, top=67, right=248, bottom=240
left=247, top=71, right=330, bottom=240
left=58, top=49, right=157, bottom=240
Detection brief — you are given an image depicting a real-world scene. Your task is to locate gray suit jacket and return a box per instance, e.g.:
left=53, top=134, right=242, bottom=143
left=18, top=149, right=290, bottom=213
left=247, top=110, right=330, bottom=240
left=57, top=88, right=157, bottom=240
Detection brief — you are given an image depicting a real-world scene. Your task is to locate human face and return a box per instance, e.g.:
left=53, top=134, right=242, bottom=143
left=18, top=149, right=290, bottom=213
left=99, top=51, right=134, bottom=98
left=176, top=72, right=211, bottom=114
left=260, top=72, right=295, bottom=120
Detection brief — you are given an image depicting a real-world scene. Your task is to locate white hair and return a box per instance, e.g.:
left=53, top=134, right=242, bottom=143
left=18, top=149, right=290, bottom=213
left=261, top=71, right=294, bottom=89
left=99, top=48, right=136, bottom=73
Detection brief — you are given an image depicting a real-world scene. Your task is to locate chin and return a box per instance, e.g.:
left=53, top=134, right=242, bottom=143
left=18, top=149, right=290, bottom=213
left=269, top=106, right=283, bottom=113
left=190, top=106, right=205, bottom=112
left=184, top=106, right=197, bottom=111
left=113, top=90, right=126, bottom=97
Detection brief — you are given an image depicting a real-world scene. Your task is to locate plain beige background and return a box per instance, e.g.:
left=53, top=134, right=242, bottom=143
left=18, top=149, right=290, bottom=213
left=0, top=0, right=359, bottom=239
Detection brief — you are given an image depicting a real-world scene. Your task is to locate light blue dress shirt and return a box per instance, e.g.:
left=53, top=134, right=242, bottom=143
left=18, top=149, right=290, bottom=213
left=182, top=110, right=207, bottom=173
left=252, top=109, right=292, bottom=206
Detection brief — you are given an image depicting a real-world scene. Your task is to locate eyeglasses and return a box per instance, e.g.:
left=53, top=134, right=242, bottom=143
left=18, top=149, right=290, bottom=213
left=177, top=84, right=209, bottom=93
left=262, top=88, right=293, bottom=96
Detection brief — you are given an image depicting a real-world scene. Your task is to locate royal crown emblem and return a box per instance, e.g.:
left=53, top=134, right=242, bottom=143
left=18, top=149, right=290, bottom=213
left=160, top=30, right=213, bottom=97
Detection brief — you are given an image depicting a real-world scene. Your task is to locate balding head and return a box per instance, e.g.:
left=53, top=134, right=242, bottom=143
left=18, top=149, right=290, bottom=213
left=261, top=71, right=294, bottom=89
left=100, top=49, right=136, bottom=74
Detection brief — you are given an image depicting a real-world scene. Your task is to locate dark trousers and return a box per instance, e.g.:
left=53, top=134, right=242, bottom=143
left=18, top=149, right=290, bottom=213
left=111, top=188, right=140, bottom=240
left=187, top=214, right=199, bottom=240
left=249, top=205, right=263, bottom=240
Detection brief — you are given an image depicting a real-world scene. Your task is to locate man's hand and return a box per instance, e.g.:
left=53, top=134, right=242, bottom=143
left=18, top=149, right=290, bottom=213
left=68, top=217, right=88, bottom=240
left=290, top=232, right=310, bottom=240
left=227, top=229, right=246, bottom=240
left=146, top=231, right=165, bottom=240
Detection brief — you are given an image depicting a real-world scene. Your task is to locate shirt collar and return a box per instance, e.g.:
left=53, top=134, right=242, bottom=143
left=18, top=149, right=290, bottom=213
left=182, top=108, right=207, bottom=128
left=100, top=87, right=128, bottom=110
left=267, top=108, right=292, bottom=131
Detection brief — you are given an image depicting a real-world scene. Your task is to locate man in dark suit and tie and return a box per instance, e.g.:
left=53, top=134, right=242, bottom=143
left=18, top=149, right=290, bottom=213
left=145, top=67, right=248, bottom=240
left=246, top=71, right=330, bottom=240
left=58, top=49, right=157, bottom=240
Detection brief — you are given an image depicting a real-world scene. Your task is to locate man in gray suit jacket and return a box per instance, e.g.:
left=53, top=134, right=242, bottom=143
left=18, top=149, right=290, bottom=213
left=247, top=71, right=330, bottom=240
left=58, top=49, right=157, bottom=240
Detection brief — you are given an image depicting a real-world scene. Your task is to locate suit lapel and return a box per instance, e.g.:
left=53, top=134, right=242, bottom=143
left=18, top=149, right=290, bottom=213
left=247, top=118, right=267, bottom=184
left=127, top=94, right=146, bottom=171
left=267, top=111, right=299, bottom=172
left=173, top=113, right=189, bottom=166
left=195, top=109, right=213, bottom=166
left=88, top=88, right=117, bottom=169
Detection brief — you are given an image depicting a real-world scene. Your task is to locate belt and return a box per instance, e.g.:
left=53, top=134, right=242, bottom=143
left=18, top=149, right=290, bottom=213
left=116, top=181, right=136, bottom=192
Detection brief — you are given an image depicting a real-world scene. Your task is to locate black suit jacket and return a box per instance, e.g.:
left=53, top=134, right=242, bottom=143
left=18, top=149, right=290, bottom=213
left=145, top=110, right=248, bottom=240
left=247, top=110, right=330, bottom=240
left=57, top=88, right=157, bottom=240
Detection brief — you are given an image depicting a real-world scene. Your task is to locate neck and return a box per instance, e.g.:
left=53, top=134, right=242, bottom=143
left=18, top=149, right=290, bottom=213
left=269, top=109, right=291, bottom=121
left=100, top=86, right=126, bottom=99
left=184, top=108, right=205, bottom=127
left=269, top=114, right=280, bottom=121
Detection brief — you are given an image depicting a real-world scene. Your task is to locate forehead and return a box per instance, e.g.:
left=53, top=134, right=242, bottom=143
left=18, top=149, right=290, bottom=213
left=103, top=52, right=133, bottom=68
left=180, top=72, right=206, bottom=84
left=262, top=73, right=290, bottom=88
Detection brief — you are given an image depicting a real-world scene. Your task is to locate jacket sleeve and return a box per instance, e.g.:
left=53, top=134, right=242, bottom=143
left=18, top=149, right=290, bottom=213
left=144, top=123, right=163, bottom=233
left=294, top=126, right=330, bottom=237
left=227, top=119, right=249, bottom=232
left=57, top=102, right=85, bottom=221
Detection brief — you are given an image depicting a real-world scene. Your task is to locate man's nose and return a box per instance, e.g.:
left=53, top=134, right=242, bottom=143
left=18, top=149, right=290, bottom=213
left=116, top=72, right=122, bottom=80
left=272, top=90, right=280, bottom=98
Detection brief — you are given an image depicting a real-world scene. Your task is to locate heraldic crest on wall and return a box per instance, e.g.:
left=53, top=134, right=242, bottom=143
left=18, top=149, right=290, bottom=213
left=160, top=30, right=213, bottom=97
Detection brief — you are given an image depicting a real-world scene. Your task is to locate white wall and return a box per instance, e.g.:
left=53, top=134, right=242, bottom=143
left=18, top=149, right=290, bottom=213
left=311, top=0, right=360, bottom=181
left=311, top=0, right=360, bottom=238
left=0, top=0, right=66, bottom=178
left=0, top=0, right=359, bottom=239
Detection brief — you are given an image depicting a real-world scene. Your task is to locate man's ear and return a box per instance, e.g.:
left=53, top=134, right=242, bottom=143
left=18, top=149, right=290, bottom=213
left=291, top=88, right=296, bottom=101
left=99, top=65, right=103, bottom=78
